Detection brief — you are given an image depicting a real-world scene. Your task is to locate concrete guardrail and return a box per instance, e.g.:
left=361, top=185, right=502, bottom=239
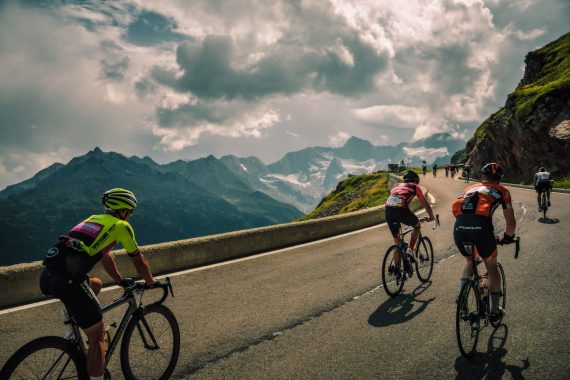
left=0, top=173, right=425, bottom=309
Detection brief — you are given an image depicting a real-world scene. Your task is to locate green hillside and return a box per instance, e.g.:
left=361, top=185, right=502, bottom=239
left=299, top=172, right=389, bottom=221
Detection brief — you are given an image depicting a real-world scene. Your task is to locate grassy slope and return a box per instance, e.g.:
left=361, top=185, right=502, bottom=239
left=511, top=32, right=570, bottom=121
left=299, top=172, right=389, bottom=221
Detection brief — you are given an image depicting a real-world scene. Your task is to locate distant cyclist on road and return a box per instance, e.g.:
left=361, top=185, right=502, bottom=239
left=39, top=188, right=159, bottom=380
left=445, top=164, right=450, bottom=177
left=452, top=163, right=516, bottom=323
left=463, top=163, right=471, bottom=182
left=432, top=164, right=438, bottom=177
left=385, top=171, right=435, bottom=270
left=422, top=161, right=427, bottom=176
left=534, top=167, right=553, bottom=212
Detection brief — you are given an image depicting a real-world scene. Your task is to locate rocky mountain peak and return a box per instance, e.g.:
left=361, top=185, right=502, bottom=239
left=465, top=32, right=570, bottom=179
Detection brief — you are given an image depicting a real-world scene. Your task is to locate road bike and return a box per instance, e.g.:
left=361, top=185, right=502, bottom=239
left=422, top=167, right=427, bottom=176
left=538, top=187, right=550, bottom=219
left=0, top=278, right=180, bottom=380
left=432, top=168, right=437, bottom=178
left=381, top=215, right=440, bottom=297
left=456, top=238, right=520, bottom=358
left=463, top=170, right=470, bottom=183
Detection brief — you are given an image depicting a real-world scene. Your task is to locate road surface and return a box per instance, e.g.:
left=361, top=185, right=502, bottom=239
left=1, top=172, right=569, bottom=379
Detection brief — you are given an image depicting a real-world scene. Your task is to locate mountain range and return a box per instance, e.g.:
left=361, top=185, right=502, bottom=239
left=0, top=133, right=463, bottom=266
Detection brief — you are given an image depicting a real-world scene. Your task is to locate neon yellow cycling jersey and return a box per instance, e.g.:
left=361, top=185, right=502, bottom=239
left=69, top=213, right=140, bottom=257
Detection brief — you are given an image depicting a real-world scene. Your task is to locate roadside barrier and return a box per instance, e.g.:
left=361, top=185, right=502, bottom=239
left=0, top=174, right=425, bottom=309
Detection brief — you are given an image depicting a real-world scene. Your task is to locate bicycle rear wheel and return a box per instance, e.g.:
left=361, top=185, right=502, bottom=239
left=382, top=245, right=405, bottom=297
left=415, top=236, right=434, bottom=282
left=0, top=336, right=87, bottom=379
left=490, top=263, right=507, bottom=328
left=541, top=192, right=548, bottom=219
left=120, top=304, right=180, bottom=380
left=456, top=282, right=481, bottom=358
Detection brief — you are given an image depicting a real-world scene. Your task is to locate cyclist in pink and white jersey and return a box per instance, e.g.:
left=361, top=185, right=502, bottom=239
left=385, top=171, right=435, bottom=255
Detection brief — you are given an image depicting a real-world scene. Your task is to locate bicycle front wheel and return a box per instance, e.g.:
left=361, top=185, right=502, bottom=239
left=456, top=282, right=480, bottom=358
left=382, top=245, right=405, bottom=297
left=415, top=236, right=434, bottom=282
left=490, top=263, right=507, bottom=328
left=120, top=304, right=180, bottom=380
left=0, top=336, right=87, bottom=380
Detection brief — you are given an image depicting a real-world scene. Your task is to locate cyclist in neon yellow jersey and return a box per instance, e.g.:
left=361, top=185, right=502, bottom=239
left=40, top=188, right=158, bottom=380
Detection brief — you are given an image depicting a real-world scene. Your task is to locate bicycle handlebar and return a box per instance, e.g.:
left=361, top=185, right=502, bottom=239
left=418, top=214, right=440, bottom=230
left=123, top=277, right=174, bottom=305
left=495, top=236, right=521, bottom=259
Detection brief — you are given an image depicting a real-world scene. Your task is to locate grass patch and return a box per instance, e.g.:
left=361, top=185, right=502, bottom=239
left=299, top=172, right=389, bottom=221
left=553, top=178, right=570, bottom=189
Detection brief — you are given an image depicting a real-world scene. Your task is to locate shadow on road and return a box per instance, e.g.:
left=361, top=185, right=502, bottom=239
left=538, top=217, right=559, bottom=224
left=454, top=324, right=530, bottom=380
left=368, top=281, right=434, bottom=327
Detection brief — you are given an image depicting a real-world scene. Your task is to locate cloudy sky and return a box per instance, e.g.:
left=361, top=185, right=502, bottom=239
left=0, top=0, right=568, bottom=189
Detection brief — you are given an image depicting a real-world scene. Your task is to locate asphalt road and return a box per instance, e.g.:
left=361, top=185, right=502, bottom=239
left=1, top=172, right=569, bottom=379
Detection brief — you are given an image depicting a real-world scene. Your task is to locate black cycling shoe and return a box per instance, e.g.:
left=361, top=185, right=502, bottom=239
left=489, top=308, right=505, bottom=324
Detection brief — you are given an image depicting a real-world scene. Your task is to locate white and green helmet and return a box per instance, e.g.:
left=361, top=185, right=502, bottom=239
left=102, top=188, right=137, bottom=210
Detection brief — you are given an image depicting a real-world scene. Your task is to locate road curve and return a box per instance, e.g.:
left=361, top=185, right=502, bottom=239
left=1, top=172, right=569, bottom=379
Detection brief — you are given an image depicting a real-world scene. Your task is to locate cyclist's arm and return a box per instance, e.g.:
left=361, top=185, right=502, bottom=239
left=118, top=221, right=156, bottom=286
left=416, top=187, right=435, bottom=221
left=503, top=208, right=516, bottom=236
left=101, top=253, right=123, bottom=284
left=501, top=187, right=516, bottom=236
left=131, top=253, right=156, bottom=286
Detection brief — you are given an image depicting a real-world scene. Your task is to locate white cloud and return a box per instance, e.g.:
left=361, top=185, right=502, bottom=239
left=328, top=131, right=350, bottom=147
left=353, top=105, right=430, bottom=129
left=403, top=146, right=448, bottom=161
left=153, top=107, right=280, bottom=151
left=503, top=24, right=547, bottom=41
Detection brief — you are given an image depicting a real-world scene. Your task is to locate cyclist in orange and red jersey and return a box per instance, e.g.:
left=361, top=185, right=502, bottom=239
left=452, top=163, right=516, bottom=323
left=385, top=170, right=435, bottom=262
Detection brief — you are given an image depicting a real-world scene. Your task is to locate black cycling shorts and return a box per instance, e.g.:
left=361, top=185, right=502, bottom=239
left=40, top=267, right=102, bottom=329
left=453, top=215, right=497, bottom=259
left=535, top=181, right=551, bottom=192
left=385, top=207, right=419, bottom=237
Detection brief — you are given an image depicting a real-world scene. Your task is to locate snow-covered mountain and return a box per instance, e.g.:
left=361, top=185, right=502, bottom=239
left=222, top=133, right=464, bottom=212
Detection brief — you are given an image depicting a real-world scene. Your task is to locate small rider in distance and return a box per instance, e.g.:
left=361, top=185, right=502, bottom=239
left=39, top=188, right=159, bottom=380
left=534, top=166, right=553, bottom=211
left=385, top=170, right=435, bottom=275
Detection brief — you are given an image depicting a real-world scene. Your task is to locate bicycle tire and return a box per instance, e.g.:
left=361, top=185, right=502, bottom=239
left=415, top=236, right=434, bottom=282
left=490, top=263, right=507, bottom=328
left=382, top=245, right=405, bottom=297
left=120, top=304, right=180, bottom=380
left=0, top=336, right=88, bottom=380
left=456, top=282, right=480, bottom=358
left=541, top=192, right=547, bottom=219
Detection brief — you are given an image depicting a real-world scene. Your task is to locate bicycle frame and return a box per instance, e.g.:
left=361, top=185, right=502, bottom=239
left=68, top=279, right=172, bottom=366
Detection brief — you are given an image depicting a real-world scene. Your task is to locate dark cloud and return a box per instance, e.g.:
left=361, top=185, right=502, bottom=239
left=100, top=56, right=129, bottom=81
left=152, top=33, right=388, bottom=101
left=124, top=10, right=191, bottom=46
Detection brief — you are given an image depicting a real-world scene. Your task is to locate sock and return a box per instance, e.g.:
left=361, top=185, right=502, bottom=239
left=490, top=291, right=502, bottom=313
left=459, top=278, right=469, bottom=294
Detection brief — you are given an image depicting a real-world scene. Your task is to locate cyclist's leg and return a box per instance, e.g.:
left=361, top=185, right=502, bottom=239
left=62, top=278, right=105, bottom=378
left=89, top=277, right=102, bottom=295
left=453, top=218, right=475, bottom=293
left=385, top=207, right=402, bottom=245
left=84, top=321, right=105, bottom=378
left=535, top=186, right=541, bottom=208
left=477, top=228, right=501, bottom=314
left=400, top=208, right=420, bottom=251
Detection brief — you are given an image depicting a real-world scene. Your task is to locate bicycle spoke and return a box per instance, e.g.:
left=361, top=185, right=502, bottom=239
left=456, top=283, right=480, bottom=358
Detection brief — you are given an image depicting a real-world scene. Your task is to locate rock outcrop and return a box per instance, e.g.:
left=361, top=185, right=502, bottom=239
left=465, top=32, right=570, bottom=180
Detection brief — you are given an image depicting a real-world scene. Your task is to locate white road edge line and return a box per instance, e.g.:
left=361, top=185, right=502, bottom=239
left=1, top=192, right=437, bottom=315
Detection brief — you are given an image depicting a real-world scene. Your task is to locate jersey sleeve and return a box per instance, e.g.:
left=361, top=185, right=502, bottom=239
left=117, top=221, right=140, bottom=256
left=415, top=185, right=427, bottom=202
left=501, top=187, right=513, bottom=209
